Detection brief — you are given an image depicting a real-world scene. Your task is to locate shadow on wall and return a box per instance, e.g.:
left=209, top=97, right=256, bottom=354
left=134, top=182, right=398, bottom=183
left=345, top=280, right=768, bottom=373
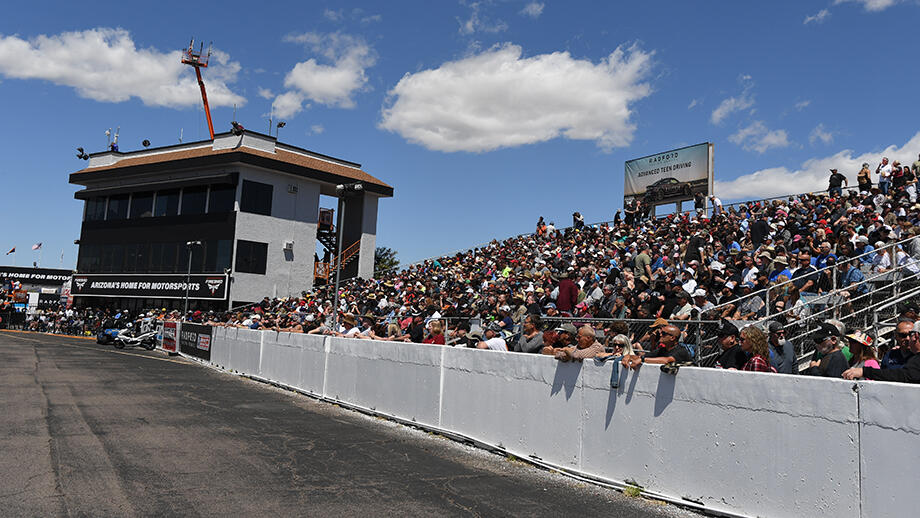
left=551, top=362, right=583, bottom=399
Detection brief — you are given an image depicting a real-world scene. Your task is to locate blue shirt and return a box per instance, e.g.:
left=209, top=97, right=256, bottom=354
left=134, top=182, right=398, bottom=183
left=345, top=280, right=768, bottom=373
left=769, top=268, right=792, bottom=282
left=841, top=266, right=868, bottom=294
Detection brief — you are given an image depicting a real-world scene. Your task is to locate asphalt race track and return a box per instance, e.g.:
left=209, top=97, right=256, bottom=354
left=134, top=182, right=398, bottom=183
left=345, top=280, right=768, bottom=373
left=0, top=331, right=699, bottom=517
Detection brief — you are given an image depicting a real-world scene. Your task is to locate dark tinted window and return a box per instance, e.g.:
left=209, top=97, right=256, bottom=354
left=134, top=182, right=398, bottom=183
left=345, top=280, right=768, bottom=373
left=149, top=243, right=162, bottom=272
left=208, top=184, right=236, bottom=213
left=130, top=191, right=154, bottom=218
left=124, top=244, right=137, bottom=273
left=78, top=244, right=100, bottom=272
left=86, top=197, right=107, bottom=221
left=107, top=194, right=129, bottom=220
left=216, top=239, right=232, bottom=271
left=240, top=180, right=272, bottom=216
left=154, top=189, right=179, bottom=217
left=235, top=240, right=268, bottom=274
left=135, top=243, right=148, bottom=272
left=181, top=186, right=208, bottom=215
left=160, top=243, right=178, bottom=273
left=188, top=241, right=205, bottom=273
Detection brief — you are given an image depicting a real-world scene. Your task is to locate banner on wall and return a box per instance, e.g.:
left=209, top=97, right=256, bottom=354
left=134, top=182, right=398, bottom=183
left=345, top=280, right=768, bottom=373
left=179, top=322, right=212, bottom=361
left=161, top=321, right=178, bottom=353
left=70, top=274, right=228, bottom=300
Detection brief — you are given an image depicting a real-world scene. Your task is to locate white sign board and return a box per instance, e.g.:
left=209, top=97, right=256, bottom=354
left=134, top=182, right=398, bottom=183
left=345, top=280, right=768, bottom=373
left=624, top=142, right=713, bottom=205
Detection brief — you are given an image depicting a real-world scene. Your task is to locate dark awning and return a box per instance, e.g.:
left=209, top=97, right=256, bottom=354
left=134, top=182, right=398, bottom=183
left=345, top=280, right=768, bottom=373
left=74, top=172, right=238, bottom=200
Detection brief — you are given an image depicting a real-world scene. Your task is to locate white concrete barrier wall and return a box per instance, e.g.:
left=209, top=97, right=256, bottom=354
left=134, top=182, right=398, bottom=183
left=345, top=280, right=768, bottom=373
left=857, top=381, right=920, bottom=518
left=260, top=332, right=302, bottom=388
left=229, top=328, right=262, bottom=376
left=210, top=325, right=232, bottom=369
left=292, top=333, right=327, bottom=396
left=579, top=365, right=860, bottom=518
left=440, top=347, right=584, bottom=469
left=324, top=338, right=442, bottom=428
left=200, top=331, right=915, bottom=518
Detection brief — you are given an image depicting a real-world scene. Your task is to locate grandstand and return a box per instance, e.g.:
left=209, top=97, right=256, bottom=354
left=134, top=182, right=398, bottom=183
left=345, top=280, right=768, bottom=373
left=17, top=169, right=920, bottom=378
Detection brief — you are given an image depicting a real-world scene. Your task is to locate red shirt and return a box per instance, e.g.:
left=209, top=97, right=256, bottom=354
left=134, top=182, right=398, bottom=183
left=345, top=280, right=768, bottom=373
left=423, top=334, right=445, bottom=345
left=742, top=354, right=777, bottom=373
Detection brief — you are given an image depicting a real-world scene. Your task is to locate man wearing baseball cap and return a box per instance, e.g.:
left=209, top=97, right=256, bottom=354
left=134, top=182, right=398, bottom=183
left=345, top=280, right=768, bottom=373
left=715, top=320, right=748, bottom=370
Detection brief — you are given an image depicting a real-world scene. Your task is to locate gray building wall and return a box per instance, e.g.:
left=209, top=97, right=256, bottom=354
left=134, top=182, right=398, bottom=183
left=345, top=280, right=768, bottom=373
left=230, top=165, right=319, bottom=304
left=358, top=193, right=379, bottom=279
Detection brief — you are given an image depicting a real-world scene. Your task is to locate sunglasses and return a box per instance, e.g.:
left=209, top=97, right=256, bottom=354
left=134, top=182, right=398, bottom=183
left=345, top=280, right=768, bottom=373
left=896, top=332, right=913, bottom=339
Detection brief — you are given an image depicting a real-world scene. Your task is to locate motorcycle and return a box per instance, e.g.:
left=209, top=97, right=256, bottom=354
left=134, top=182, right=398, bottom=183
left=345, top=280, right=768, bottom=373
left=113, top=322, right=157, bottom=351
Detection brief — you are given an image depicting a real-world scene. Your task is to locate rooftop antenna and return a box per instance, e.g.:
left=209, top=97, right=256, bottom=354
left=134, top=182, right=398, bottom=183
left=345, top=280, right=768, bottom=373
left=111, top=126, right=120, bottom=151
left=179, top=127, right=183, bottom=143
left=181, top=38, right=215, bottom=140
left=105, top=128, right=112, bottom=147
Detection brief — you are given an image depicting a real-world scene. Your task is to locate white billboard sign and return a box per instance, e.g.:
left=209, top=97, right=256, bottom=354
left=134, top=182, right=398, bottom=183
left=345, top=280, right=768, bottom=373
left=624, top=142, right=713, bottom=204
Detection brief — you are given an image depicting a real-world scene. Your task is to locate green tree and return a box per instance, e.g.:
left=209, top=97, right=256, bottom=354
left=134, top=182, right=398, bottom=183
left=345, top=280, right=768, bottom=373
left=374, top=246, right=399, bottom=274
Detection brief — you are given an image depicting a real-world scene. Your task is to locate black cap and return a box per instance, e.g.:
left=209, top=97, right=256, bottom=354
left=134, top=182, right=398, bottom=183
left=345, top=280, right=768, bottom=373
left=899, top=301, right=920, bottom=314
left=717, top=320, right=739, bottom=337
left=812, top=322, right=839, bottom=343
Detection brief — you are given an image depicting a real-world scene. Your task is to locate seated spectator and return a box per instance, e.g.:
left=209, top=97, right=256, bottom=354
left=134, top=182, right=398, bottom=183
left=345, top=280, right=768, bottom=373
left=423, top=320, right=446, bottom=345
left=740, top=326, right=777, bottom=373
left=881, top=318, right=915, bottom=369
left=844, top=321, right=920, bottom=383
left=844, top=330, right=879, bottom=376
left=446, top=321, right=471, bottom=346
left=621, top=324, right=692, bottom=370
left=715, top=320, right=748, bottom=370
left=554, top=325, right=604, bottom=362
left=767, top=321, right=796, bottom=374
left=472, top=327, right=508, bottom=351
left=804, top=323, right=849, bottom=378
left=542, top=323, right=577, bottom=354
left=513, top=314, right=544, bottom=353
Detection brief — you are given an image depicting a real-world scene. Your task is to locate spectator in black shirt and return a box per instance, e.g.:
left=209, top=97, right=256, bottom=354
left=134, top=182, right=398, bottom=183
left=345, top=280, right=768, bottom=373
left=804, top=323, right=849, bottom=378
left=828, top=168, right=847, bottom=197
left=621, top=324, right=692, bottom=370
left=791, top=252, right=819, bottom=293
left=714, top=320, right=748, bottom=369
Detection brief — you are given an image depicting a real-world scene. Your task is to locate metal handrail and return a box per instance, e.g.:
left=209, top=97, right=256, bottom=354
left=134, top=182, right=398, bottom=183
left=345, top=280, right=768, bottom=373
left=710, top=233, right=919, bottom=316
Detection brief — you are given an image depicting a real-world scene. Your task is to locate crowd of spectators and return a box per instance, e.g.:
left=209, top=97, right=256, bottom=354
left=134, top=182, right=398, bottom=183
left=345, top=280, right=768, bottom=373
left=7, top=154, right=920, bottom=383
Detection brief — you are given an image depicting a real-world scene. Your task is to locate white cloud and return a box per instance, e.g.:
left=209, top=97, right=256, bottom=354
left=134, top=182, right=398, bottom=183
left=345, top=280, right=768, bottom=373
left=0, top=28, right=245, bottom=108
left=728, top=121, right=791, bottom=153
left=273, top=32, right=376, bottom=118
left=688, top=98, right=701, bottom=110
left=795, top=99, right=811, bottom=111
left=809, top=123, right=834, bottom=145
left=257, top=87, right=274, bottom=100
left=361, top=14, right=383, bottom=23
left=710, top=75, right=754, bottom=124
left=272, top=91, right=306, bottom=118
left=804, top=8, right=831, bottom=24
left=520, top=2, right=545, bottom=18
left=458, top=2, right=509, bottom=34
left=834, top=0, right=901, bottom=11
left=310, top=124, right=325, bottom=134
left=715, top=131, right=920, bottom=200
left=379, top=43, right=653, bottom=153
left=324, top=8, right=344, bottom=21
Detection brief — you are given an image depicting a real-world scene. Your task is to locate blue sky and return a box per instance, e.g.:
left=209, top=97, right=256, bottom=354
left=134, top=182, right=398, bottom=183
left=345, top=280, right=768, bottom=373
left=2, top=0, right=919, bottom=268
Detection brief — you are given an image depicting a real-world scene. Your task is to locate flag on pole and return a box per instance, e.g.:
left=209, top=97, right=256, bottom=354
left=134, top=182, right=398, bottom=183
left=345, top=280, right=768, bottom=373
left=32, top=242, right=42, bottom=250
left=5, top=247, right=13, bottom=255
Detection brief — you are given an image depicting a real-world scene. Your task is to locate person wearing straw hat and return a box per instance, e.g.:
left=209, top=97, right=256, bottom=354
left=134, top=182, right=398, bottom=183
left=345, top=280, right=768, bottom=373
left=844, top=321, right=920, bottom=383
